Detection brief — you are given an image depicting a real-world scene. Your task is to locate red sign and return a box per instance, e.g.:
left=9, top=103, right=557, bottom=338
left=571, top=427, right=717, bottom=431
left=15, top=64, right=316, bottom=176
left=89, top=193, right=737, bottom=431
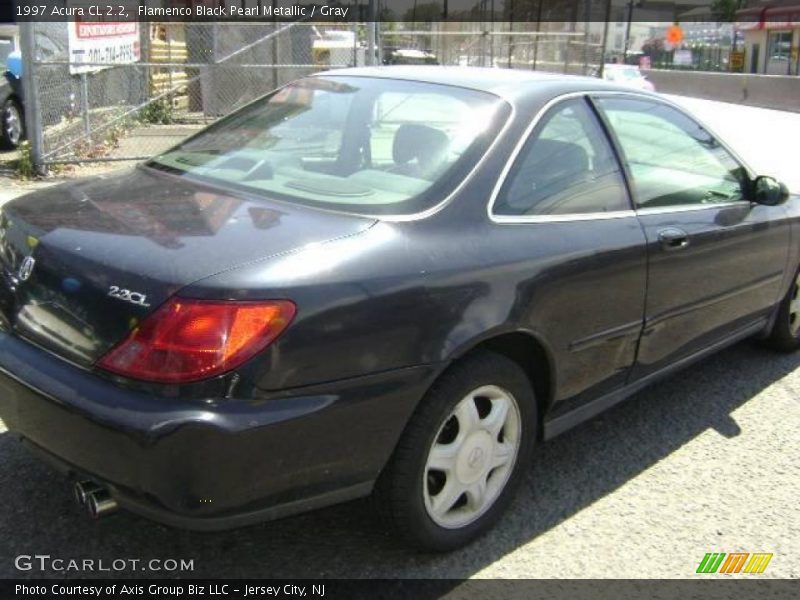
left=76, top=22, right=138, bottom=39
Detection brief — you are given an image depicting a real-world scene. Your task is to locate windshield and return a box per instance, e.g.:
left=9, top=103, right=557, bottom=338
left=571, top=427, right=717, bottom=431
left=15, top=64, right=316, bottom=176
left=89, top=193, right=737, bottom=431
left=148, top=75, right=510, bottom=216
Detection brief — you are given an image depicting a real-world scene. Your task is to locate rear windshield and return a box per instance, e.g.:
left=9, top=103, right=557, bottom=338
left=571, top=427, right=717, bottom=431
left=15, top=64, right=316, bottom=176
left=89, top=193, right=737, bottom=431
left=148, top=75, right=510, bottom=216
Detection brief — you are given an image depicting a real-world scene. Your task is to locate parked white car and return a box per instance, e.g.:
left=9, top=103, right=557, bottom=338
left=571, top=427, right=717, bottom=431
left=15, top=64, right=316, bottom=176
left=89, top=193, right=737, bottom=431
left=601, top=64, right=656, bottom=91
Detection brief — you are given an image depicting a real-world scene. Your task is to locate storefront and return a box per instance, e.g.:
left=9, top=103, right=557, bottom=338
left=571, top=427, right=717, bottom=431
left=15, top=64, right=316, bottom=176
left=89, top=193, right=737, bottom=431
left=736, top=3, right=800, bottom=75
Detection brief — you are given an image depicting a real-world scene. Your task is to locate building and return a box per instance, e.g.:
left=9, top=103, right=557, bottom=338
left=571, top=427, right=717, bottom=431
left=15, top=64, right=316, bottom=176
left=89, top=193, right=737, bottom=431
left=0, top=24, right=19, bottom=66
left=602, top=1, right=717, bottom=63
left=736, top=0, right=800, bottom=75
left=606, top=20, right=656, bottom=59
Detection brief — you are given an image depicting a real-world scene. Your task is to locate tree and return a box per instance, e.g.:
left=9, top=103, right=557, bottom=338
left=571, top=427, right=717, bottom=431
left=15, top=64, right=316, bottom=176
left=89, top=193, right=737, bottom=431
left=711, top=0, right=747, bottom=22
left=641, top=37, right=665, bottom=59
left=403, top=2, right=445, bottom=22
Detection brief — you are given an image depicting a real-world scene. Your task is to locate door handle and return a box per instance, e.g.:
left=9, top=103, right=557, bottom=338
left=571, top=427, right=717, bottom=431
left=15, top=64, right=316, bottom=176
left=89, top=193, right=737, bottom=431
left=658, top=227, right=690, bottom=251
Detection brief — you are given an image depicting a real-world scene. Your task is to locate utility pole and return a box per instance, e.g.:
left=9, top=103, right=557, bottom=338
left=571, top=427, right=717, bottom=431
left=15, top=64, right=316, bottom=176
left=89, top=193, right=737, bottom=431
left=623, top=0, right=634, bottom=63
left=533, top=0, right=543, bottom=70
left=19, top=21, right=45, bottom=174
left=367, top=0, right=376, bottom=66
left=600, top=0, right=613, bottom=77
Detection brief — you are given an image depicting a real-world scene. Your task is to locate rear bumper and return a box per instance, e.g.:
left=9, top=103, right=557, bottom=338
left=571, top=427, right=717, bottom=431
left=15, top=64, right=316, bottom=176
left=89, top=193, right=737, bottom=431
left=0, top=331, right=434, bottom=530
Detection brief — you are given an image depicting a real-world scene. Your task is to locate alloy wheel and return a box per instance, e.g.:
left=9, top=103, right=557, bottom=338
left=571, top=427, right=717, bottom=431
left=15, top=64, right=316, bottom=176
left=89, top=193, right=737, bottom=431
left=790, top=272, right=800, bottom=336
left=4, top=103, right=22, bottom=147
left=423, top=384, right=521, bottom=529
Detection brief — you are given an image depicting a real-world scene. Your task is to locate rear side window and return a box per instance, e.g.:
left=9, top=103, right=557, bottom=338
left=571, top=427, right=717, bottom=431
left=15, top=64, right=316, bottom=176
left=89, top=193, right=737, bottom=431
left=493, top=98, right=628, bottom=217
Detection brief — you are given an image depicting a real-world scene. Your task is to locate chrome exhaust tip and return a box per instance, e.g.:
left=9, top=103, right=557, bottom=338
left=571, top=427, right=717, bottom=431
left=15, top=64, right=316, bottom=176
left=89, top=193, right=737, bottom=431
left=73, top=480, right=102, bottom=506
left=86, top=489, right=119, bottom=519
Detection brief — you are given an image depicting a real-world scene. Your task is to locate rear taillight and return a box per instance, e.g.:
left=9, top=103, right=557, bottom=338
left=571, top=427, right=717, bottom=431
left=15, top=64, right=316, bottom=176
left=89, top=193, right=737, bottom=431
left=96, top=298, right=296, bottom=384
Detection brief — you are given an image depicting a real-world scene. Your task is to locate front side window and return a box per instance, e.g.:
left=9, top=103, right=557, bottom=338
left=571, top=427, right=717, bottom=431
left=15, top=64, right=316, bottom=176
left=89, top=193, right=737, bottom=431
left=595, top=97, right=747, bottom=209
left=493, top=98, right=628, bottom=216
left=148, top=76, right=510, bottom=216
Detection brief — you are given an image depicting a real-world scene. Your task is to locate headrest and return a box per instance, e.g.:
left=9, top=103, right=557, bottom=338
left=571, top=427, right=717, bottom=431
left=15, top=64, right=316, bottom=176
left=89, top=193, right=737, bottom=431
left=530, top=139, right=589, bottom=175
left=392, top=124, right=450, bottom=166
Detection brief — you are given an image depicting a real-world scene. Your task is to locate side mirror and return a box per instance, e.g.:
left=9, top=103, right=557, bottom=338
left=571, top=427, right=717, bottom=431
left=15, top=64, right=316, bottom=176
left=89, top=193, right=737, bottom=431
left=751, top=175, right=790, bottom=206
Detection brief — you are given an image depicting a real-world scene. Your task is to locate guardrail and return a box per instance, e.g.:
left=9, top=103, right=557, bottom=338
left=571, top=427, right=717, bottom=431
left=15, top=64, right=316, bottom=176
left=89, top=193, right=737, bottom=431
left=642, top=69, right=800, bottom=113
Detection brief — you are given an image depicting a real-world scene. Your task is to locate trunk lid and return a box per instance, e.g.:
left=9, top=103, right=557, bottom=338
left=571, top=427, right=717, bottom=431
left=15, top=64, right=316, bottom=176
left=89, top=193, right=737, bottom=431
left=0, top=167, right=375, bottom=366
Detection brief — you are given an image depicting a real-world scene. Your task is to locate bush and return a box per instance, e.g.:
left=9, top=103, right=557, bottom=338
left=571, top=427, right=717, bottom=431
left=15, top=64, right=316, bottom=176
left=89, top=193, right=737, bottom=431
left=16, top=141, right=35, bottom=179
left=138, top=97, right=175, bottom=125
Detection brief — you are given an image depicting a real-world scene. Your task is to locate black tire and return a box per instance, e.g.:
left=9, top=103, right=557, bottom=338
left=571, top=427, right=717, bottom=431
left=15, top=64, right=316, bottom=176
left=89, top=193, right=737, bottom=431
left=1, top=98, right=24, bottom=150
left=374, top=350, right=537, bottom=552
left=763, top=265, right=800, bottom=352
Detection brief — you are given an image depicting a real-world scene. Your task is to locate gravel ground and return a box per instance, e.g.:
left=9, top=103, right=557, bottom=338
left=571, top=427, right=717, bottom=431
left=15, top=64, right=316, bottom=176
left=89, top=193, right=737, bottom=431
left=0, top=97, right=798, bottom=580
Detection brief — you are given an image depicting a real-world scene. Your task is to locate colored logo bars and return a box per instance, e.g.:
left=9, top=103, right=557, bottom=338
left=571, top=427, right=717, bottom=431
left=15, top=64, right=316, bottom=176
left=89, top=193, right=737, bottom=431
left=696, top=553, right=773, bottom=574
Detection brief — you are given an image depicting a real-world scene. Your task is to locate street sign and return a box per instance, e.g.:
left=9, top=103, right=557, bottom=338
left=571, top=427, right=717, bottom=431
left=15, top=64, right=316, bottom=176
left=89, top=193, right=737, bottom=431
left=673, top=49, right=693, bottom=66
left=666, top=25, right=684, bottom=46
left=730, top=51, right=745, bottom=72
left=68, top=21, right=141, bottom=75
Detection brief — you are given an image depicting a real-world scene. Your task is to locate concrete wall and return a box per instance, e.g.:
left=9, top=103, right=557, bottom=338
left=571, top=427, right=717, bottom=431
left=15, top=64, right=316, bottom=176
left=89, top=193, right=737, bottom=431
left=642, top=69, right=800, bottom=113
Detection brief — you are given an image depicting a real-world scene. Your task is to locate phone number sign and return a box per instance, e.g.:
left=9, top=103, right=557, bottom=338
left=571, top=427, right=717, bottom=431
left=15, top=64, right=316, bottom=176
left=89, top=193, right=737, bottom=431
left=68, top=21, right=140, bottom=75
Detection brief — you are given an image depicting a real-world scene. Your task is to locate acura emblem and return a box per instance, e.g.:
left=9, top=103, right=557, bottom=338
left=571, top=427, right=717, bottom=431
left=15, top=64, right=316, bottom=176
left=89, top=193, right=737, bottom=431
left=467, top=446, right=485, bottom=469
left=17, top=256, right=35, bottom=281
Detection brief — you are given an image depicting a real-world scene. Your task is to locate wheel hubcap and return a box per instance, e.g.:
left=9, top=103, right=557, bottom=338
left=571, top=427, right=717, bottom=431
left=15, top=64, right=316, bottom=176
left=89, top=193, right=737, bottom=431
left=789, top=272, right=800, bottom=336
left=4, top=105, right=21, bottom=146
left=423, top=384, right=521, bottom=529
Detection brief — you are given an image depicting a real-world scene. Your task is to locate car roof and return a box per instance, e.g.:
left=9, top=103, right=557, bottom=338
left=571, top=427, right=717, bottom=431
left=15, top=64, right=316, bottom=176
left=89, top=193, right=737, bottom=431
left=313, top=65, right=638, bottom=103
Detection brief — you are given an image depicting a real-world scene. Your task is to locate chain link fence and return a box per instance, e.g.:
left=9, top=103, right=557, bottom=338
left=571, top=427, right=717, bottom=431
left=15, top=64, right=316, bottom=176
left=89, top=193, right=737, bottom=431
left=381, top=22, right=606, bottom=74
left=22, top=20, right=608, bottom=169
left=23, top=21, right=361, bottom=166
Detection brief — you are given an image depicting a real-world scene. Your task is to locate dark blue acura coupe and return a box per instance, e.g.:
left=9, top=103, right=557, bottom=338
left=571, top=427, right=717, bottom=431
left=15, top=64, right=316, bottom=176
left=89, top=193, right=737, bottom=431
left=0, top=67, right=796, bottom=551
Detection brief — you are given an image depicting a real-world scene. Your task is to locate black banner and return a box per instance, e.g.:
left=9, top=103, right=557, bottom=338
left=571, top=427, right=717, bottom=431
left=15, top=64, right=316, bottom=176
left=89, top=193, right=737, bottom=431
left=9, top=0, right=742, bottom=24
left=0, top=1, right=16, bottom=23
left=2, top=579, right=800, bottom=600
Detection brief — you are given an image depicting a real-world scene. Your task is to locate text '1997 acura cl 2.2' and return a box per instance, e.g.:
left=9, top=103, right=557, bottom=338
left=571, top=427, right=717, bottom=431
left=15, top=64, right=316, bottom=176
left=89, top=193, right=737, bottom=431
left=0, top=67, right=797, bottom=551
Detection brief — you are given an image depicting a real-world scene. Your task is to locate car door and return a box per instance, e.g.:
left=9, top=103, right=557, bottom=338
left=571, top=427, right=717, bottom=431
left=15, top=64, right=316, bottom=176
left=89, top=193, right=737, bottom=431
left=489, top=96, right=647, bottom=410
left=592, top=95, right=791, bottom=379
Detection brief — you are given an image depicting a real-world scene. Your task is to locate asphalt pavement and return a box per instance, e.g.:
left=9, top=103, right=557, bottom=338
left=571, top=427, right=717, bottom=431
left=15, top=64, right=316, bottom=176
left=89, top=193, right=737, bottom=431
left=0, top=97, right=798, bottom=580
left=0, top=343, right=797, bottom=579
